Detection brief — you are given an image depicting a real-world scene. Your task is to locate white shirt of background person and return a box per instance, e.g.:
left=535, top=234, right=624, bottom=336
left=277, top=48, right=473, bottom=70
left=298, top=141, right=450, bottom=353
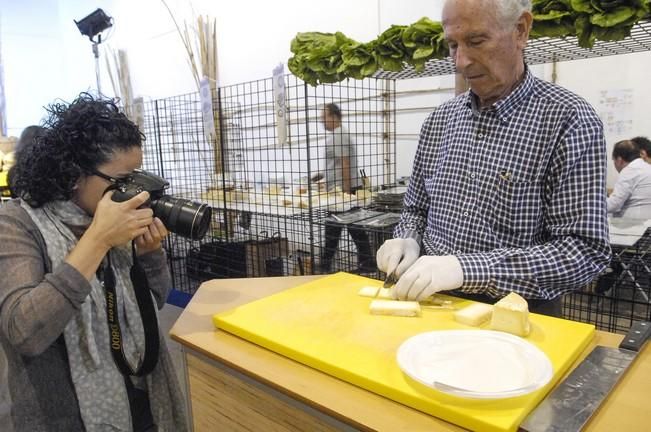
left=608, top=154, right=651, bottom=220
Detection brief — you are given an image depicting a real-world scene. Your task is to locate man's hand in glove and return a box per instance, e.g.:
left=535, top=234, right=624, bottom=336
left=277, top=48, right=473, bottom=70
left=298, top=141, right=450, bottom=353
left=376, top=238, right=420, bottom=277
left=392, top=255, right=464, bottom=301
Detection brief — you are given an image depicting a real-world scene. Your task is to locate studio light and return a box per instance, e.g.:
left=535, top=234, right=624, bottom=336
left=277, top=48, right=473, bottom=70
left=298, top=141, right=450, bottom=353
left=74, top=8, right=113, bottom=94
left=74, top=8, right=113, bottom=43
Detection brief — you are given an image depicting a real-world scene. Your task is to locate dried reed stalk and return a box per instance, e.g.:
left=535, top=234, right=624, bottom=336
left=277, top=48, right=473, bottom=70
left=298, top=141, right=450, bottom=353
left=161, top=1, right=223, bottom=174
left=105, top=49, right=136, bottom=123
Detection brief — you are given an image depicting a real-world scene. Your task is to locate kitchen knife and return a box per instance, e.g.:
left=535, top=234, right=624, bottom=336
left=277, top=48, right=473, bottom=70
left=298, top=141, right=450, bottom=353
left=383, top=272, right=397, bottom=289
left=520, top=320, right=651, bottom=432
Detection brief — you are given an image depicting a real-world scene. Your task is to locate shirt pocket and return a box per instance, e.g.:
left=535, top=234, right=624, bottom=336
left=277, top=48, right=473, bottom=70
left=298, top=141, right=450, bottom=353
left=490, top=176, right=544, bottom=247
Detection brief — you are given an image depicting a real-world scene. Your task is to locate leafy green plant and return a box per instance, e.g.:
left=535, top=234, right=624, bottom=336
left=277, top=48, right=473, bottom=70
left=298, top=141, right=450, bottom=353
left=288, top=17, right=448, bottom=85
left=532, top=0, right=650, bottom=47
left=374, top=25, right=409, bottom=72
left=288, top=32, right=354, bottom=85
left=289, top=5, right=650, bottom=85
left=401, top=17, right=448, bottom=72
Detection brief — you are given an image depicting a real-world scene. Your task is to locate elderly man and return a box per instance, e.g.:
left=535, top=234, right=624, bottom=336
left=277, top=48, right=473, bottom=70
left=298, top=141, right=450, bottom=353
left=607, top=139, right=651, bottom=219
left=376, top=0, right=610, bottom=316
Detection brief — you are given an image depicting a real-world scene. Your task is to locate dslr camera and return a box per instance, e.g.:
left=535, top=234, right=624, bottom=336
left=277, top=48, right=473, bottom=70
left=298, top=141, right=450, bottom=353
left=111, top=169, right=212, bottom=240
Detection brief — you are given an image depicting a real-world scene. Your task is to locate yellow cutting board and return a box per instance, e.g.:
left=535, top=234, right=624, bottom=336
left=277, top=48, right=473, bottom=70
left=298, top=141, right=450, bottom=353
left=213, top=273, right=594, bottom=432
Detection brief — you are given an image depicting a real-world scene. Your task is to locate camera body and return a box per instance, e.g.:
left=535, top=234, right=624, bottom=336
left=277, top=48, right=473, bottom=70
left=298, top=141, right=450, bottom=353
left=111, top=170, right=211, bottom=240
left=111, top=169, right=169, bottom=203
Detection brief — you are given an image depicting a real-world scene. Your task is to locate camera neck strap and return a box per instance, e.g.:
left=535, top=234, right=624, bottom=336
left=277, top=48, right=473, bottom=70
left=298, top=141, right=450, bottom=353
left=99, top=247, right=160, bottom=376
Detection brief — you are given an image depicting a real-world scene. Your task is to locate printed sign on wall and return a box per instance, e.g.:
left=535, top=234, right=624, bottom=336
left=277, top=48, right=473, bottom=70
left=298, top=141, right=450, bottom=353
left=598, top=89, right=633, bottom=137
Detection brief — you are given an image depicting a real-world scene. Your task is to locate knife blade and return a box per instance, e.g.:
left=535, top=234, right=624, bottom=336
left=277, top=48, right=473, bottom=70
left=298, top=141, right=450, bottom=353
left=383, top=272, right=397, bottom=289
left=520, top=320, right=651, bottom=432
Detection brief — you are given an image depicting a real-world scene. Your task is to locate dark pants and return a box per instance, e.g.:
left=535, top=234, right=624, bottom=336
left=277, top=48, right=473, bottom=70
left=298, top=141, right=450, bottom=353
left=322, top=223, right=374, bottom=271
left=322, top=187, right=374, bottom=271
left=451, top=291, right=563, bottom=317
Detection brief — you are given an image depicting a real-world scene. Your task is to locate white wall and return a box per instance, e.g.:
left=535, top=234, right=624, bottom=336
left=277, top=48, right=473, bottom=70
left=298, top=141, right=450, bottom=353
left=0, top=0, right=117, bottom=136
left=2, top=0, right=649, bottom=186
left=110, top=0, right=384, bottom=96
left=542, top=52, right=651, bottom=188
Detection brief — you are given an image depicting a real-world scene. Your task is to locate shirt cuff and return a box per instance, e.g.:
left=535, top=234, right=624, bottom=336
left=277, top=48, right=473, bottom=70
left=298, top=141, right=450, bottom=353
left=456, top=253, right=495, bottom=294
left=396, top=230, right=422, bottom=245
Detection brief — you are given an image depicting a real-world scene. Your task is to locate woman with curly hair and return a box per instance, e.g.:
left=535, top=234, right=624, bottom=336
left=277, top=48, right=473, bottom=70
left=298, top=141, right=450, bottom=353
left=0, top=93, right=188, bottom=431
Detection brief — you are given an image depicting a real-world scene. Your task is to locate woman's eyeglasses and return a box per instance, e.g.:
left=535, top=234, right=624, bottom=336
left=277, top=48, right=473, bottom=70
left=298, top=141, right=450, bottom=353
left=89, top=168, right=134, bottom=186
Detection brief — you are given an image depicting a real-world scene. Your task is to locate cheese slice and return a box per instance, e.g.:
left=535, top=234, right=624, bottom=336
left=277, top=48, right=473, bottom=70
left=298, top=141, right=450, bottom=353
left=454, top=302, right=493, bottom=326
left=490, top=292, right=531, bottom=337
left=377, top=288, right=392, bottom=299
left=369, top=300, right=421, bottom=317
left=358, top=286, right=379, bottom=297
left=357, top=286, right=393, bottom=299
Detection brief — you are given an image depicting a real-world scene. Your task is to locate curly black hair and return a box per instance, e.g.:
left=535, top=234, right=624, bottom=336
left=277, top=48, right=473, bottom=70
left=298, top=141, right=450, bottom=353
left=632, top=136, right=651, bottom=157
left=11, top=93, right=144, bottom=207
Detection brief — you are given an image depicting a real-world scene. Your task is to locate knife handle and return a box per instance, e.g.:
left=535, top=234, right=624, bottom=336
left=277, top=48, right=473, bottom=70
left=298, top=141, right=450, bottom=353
left=619, top=321, right=651, bottom=352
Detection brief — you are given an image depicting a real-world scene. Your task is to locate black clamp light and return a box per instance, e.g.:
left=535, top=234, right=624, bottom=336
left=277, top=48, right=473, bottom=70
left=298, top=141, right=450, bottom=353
left=74, top=8, right=113, bottom=94
left=74, top=8, right=113, bottom=43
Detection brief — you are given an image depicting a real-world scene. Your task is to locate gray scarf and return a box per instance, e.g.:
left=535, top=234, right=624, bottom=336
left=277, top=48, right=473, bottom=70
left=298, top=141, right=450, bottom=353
left=20, top=200, right=188, bottom=432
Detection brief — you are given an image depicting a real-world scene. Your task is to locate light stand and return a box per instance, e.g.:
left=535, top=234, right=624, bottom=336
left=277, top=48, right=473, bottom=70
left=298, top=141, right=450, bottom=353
left=74, top=8, right=113, bottom=94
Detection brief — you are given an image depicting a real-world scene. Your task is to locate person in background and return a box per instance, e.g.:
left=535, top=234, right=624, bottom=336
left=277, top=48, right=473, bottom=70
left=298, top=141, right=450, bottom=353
left=7, top=125, right=46, bottom=198
left=0, top=94, right=188, bottom=431
left=632, top=136, right=651, bottom=163
left=376, top=0, right=610, bottom=317
left=607, top=139, right=651, bottom=219
left=312, top=103, right=374, bottom=273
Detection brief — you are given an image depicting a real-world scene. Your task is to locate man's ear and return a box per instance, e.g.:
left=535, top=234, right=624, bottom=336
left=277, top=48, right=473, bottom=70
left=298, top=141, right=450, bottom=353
left=515, top=11, right=533, bottom=49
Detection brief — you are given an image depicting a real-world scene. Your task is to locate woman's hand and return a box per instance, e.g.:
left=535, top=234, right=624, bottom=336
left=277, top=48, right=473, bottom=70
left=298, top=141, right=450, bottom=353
left=69, top=191, right=155, bottom=280
left=87, top=190, right=155, bottom=249
left=134, top=217, right=169, bottom=256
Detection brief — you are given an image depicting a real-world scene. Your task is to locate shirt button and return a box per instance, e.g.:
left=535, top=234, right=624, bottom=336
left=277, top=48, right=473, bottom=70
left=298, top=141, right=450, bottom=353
left=477, top=133, right=484, bottom=139
left=456, top=250, right=462, bottom=254
left=470, top=173, right=476, bottom=179
left=463, top=211, right=469, bottom=216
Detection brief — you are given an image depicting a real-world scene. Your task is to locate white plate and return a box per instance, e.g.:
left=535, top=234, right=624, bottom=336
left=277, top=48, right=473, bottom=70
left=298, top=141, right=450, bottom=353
left=396, top=330, right=553, bottom=399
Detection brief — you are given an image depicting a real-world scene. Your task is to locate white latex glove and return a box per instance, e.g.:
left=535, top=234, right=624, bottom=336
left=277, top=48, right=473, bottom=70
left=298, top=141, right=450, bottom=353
left=392, top=255, right=464, bottom=301
left=376, top=238, right=420, bottom=277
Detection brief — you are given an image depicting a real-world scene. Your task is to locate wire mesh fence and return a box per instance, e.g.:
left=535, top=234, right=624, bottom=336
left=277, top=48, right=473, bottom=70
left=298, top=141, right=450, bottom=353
left=140, top=74, right=397, bottom=295
left=563, top=229, right=651, bottom=334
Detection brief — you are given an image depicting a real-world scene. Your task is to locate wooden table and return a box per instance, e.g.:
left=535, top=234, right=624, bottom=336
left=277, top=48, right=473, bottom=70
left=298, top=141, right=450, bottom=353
left=170, top=276, right=651, bottom=431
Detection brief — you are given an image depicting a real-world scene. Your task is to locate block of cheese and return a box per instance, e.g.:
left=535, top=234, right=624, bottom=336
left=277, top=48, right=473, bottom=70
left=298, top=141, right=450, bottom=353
left=454, top=303, right=493, bottom=326
left=369, top=300, right=421, bottom=317
left=358, top=286, right=379, bottom=297
left=377, top=288, right=392, bottom=299
left=490, top=292, right=531, bottom=337
left=357, top=287, right=393, bottom=299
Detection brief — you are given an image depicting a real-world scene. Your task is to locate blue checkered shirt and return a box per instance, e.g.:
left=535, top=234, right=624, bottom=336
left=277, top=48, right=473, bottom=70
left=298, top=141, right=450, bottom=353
left=394, top=68, right=611, bottom=300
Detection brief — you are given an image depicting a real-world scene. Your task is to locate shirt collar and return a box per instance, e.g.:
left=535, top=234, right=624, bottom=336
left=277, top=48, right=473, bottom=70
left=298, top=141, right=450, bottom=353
left=465, top=65, right=535, bottom=122
left=626, top=158, right=646, bottom=169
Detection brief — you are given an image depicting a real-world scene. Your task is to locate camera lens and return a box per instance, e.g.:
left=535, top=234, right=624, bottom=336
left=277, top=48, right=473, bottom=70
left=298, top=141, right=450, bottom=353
left=151, top=195, right=212, bottom=240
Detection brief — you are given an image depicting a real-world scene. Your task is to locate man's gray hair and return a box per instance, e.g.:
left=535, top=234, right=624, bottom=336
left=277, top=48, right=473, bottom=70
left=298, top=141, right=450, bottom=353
left=496, top=0, right=532, bottom=25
